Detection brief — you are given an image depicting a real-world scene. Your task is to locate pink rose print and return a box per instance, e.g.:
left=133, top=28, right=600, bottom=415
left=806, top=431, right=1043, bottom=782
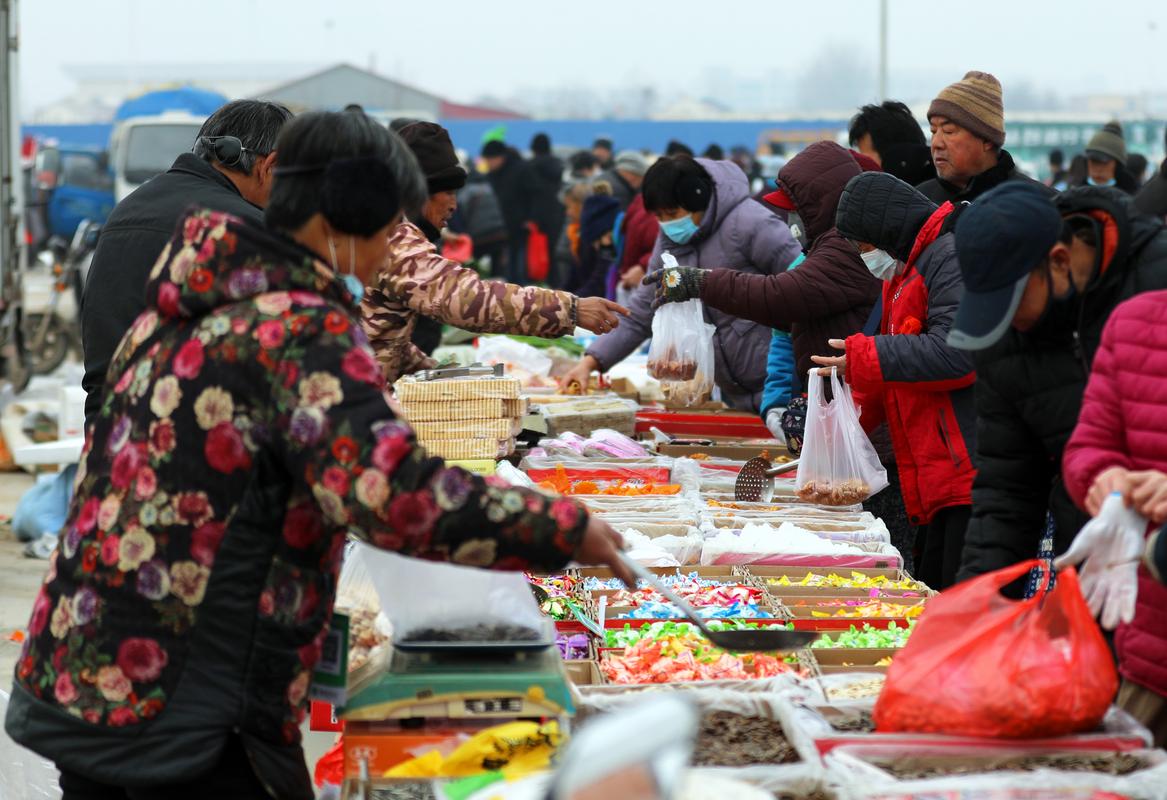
left=387, top=491, right=440, bottom=548
left=116, top=637, right=169, bottom=682
left=108, top=706, right=140, bottom=727
left=149, top=419, right=177, bottom=458
left=256, top=320, right=286, bottom=350
left=135, top=467, right=158, bottom=501
left=28, top=590, right=51, bottom=637
left=172, top=339, right=205, bottom=380
left=372, top=430, right=411, bottom=475
left=76, top=497, right=100, bottom=533
left=341, top=347, right=380, bottom=386
left=550, top=499, right=582, bottom=532
left=157, top=281, right=181, bottom=318
left=101, top=535, right=120, bottom=567
left=205, top=422, right=251, bottom=474
left=322, top=466, right=351, bottom=497
left=96, top=665, right=132, bottom=703
left=54, top=672, right=79, bottom=705
left=111, top=444, right=147, bottom=491
left=282, top=503, right=322, bottom=549
left=191, top=521, right=226, bottom=567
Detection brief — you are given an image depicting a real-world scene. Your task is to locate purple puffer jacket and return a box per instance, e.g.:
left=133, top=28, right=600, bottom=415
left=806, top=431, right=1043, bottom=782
left=586, top=159, right=801, bottom=412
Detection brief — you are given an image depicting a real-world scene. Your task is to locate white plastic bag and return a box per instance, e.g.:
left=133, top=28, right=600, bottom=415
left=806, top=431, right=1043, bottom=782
left=795, top=368, right=887, bottom=506
left=362, top=550, right=548, bottom=644
left=647, top=256, right=716, bottom=407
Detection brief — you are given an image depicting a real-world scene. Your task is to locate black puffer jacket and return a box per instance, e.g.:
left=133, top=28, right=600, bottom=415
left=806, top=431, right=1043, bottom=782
left=487, top=149, right=539, bottom=239
left=958, top=187, right=1167, bottom=580
left=1135, top=160, right=1167, bottom=219
left=916, top=149, right=1051, bottom=205
left=528, top=153, right=565, bottom=240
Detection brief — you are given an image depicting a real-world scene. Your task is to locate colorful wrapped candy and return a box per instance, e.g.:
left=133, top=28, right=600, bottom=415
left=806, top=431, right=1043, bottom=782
left=582, top=572, right=725, bottom=592
left=608, top=580, right=762, bottom=609
left=810, top=621, right=915, bottom=649
left=604, top=620, right=794, bottom=649
left=767, top=571, right=926, bottom=591
left=614, top=600, right=774, bottom=620
left=600, top=633, right=802, bottom=684
left=802, top=600, right=924, bottom=619
left=556, top=633, right=591, bottom=661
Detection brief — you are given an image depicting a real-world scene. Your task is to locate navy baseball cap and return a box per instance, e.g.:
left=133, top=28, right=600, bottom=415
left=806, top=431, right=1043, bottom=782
left=948, top=182, right=1063, bottom=350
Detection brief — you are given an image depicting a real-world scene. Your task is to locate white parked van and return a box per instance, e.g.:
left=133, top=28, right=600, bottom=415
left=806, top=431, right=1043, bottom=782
left=108, top=112, right=207, bottom=201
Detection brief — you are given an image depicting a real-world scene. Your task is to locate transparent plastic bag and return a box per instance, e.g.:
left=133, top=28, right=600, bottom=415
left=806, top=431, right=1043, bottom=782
left=647, top=259, right=716, bottom=407
left=362, top=550, right=549, bottom=645
left=795, top=368, right=887, bottom=506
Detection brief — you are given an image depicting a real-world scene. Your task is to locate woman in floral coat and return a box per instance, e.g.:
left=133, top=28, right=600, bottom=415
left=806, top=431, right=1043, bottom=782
left=5, top=112, right=631, bottom=800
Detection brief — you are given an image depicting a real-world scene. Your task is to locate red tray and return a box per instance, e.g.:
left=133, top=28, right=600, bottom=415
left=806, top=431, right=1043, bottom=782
left=635, top=408, right=771, bottom=439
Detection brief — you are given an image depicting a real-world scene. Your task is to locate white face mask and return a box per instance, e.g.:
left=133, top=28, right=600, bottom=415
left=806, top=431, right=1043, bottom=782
left=861, top=248, right=900, bottom=282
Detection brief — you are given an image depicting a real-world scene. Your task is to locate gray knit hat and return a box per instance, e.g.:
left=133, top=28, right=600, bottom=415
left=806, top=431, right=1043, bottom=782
left=1086, top=121, right=1127, bottom=163
left=614, top=150, right=649, bottom=177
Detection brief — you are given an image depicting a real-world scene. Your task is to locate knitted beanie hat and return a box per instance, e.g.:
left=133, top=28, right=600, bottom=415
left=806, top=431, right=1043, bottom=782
left=1086, top=121, right=1127, bottom=163
left=398, top=121, right=466, bottom=193
left=928, top=71, right=1006, bottom=147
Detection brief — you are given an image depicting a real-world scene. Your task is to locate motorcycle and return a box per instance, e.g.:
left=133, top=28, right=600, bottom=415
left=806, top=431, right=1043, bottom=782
left=24, top=218, right=98, bottom=375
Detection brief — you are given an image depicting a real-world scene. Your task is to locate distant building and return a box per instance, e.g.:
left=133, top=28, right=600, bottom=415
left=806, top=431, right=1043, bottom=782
left=31, top=62, right=524, bottom=124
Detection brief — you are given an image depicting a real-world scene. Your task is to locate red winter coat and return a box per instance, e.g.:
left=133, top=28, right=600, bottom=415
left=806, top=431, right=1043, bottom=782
left=618, top=194, right=659, bottom=277
left=836, top=177, right=977, bottom=525
left=1063, top=289, right=1167, bottom=698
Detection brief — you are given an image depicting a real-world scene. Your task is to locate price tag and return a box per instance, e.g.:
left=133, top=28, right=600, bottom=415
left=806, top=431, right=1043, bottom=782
left=310, top=611, right=349, bottom=706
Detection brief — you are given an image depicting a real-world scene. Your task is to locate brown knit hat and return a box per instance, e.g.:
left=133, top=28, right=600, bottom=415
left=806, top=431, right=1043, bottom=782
left=928, top=71, right=1006, bottom=147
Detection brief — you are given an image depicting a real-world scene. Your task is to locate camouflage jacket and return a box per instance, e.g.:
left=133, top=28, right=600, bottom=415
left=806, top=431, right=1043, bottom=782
left=361, top=222, right=577, bottom=385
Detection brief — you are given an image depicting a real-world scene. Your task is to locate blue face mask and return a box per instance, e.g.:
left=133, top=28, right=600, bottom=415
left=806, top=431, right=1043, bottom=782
left=660, top=214, right=700, bottom=244
left=1087, top=177, right=1116, bottom=187
left=342, top=273, right=365, bottom=301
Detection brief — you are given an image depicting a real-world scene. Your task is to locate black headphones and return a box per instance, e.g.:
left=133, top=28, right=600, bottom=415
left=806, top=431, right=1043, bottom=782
left=199, top=136, right=265, bottom=168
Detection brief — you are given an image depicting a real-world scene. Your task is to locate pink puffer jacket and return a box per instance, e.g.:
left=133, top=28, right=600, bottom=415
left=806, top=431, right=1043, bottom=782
left=1064, top=289, right=1167, bottom=697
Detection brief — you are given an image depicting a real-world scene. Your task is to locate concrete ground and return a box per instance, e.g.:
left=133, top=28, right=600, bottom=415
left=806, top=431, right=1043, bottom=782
left=0, top=470, right=43, bottom=682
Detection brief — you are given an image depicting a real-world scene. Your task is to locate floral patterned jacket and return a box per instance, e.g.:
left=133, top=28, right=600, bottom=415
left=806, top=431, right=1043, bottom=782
left=361, top=221, right=576, bottom=385
left=5, top=210, right=588, bottom=797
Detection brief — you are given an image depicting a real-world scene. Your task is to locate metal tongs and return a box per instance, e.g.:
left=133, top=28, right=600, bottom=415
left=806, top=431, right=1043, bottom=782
left=734, top=456, right=800, bottom=502
left=415, top=362, right=504, bottom=382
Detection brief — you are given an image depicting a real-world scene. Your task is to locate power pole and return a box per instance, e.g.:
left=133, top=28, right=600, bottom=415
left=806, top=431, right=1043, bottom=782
left=878, top=0, right=889, bottom=99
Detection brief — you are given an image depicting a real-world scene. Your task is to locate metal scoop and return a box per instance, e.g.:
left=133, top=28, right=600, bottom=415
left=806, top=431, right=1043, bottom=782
left=734, top=456, right=800, bottom=502
left=614, top=551, right=815, bottom=652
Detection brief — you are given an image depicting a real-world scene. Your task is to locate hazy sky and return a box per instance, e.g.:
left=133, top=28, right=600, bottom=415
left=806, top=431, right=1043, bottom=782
left=17, top=0, right=1167, bottom=108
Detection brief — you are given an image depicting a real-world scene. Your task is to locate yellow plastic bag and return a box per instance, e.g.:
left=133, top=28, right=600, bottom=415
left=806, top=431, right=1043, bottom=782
left=385, top=720, right=562, bottom=779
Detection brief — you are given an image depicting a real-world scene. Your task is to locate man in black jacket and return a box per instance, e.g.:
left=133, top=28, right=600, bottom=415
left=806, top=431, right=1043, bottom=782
left=482, top=140, right=538, bottom=284
left=81, top=99, right=291, bottom=425
left=528, top=133, right=566, bottom=258
left=947, top=182, right=1167, bottom=582
left=917, top=71, right=1050, bottom=204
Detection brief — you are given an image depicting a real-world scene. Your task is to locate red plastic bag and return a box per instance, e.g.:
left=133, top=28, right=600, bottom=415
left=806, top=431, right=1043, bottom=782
left=442, top=233, right=473, bottom=264
left=527, top=222, right=550, bottom=282
left=874, top=559, right=1117, bottom=739
left=313, top=737, right=345, bottom=788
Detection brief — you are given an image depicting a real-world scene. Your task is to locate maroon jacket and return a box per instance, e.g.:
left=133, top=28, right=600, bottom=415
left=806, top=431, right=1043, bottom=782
left=700, top=142, right=881, bottom=378
left=619, top=194, right=659, bottom=277
left=1063, top=290, right=1167, bottom=698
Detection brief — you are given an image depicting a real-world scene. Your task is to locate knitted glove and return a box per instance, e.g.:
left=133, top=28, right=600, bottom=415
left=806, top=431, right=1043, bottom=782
left=643, top=266, right=706, bottom=309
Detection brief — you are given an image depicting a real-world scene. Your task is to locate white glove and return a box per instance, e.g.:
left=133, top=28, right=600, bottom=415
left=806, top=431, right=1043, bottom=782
left=1055, top=492, right=1146, bottom=630
left=765, top=407, right=786, bottom=440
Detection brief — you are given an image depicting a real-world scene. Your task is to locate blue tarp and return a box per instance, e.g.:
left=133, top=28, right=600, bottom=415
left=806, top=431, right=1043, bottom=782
left=113, top=86, right=227, bottom=121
